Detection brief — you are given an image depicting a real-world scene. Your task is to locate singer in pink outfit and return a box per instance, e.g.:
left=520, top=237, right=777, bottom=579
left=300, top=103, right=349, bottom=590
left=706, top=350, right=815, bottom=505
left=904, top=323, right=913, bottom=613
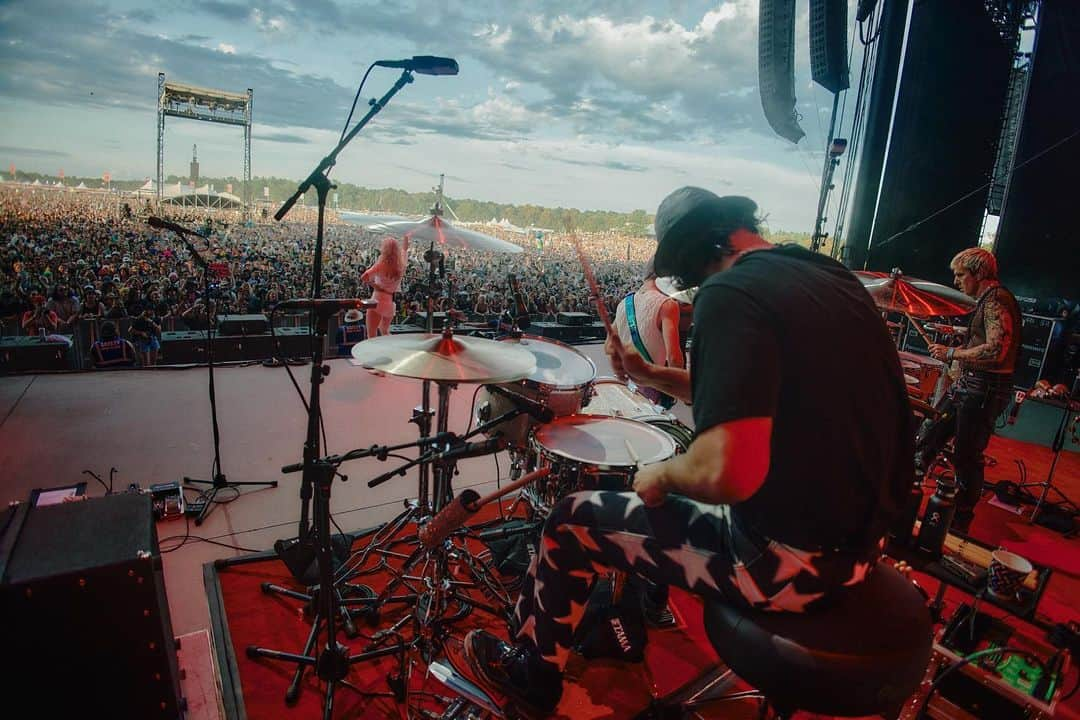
left=361, top=236, right=409, bottom=338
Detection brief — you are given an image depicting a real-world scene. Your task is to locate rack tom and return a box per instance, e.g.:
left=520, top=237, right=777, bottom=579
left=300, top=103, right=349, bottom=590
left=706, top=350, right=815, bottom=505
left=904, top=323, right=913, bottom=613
left=476, top=335, right=596, bottom=448
left=583, top=377, right=695, bottom=452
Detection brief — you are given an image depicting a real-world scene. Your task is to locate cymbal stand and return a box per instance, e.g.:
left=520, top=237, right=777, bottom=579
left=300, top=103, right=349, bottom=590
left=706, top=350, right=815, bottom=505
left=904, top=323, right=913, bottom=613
left=339, top=391, right=526, bottom=625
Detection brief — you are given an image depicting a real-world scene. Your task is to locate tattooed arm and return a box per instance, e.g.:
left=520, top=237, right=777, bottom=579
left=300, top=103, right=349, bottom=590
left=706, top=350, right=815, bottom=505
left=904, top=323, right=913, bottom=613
left=954, top=294, right=1015, bottom=370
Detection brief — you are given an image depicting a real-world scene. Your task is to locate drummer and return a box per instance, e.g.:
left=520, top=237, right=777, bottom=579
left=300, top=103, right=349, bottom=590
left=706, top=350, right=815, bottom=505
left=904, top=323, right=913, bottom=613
left=608, top=258, right=685, bottom=410
left=456, top=187, right=913, bottom=717
left=360, top=235, right=409, bottom=338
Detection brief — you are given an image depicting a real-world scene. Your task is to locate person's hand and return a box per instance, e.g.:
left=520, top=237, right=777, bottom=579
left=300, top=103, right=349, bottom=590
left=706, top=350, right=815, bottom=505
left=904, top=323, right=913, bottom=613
left=604, top=333, right=627, bottom=381
left=928, top=343, right=950, bottom=362
left=632, top=462, right=669, bottom=507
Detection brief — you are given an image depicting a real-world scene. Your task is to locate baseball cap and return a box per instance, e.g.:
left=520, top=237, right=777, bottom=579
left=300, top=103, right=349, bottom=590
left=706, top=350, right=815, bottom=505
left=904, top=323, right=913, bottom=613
left=652, top=187, right=758, bottom=278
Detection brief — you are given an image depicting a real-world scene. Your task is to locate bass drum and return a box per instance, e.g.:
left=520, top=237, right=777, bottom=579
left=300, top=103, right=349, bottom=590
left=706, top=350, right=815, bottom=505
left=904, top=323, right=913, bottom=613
left=583, top=378, right=694, bottom=452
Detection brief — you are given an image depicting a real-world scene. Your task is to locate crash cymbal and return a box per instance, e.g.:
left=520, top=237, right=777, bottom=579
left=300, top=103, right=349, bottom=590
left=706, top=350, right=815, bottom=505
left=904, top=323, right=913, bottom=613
left=655, top=276, right=698, bottom=304
left=366, top=215, right=524, bottom=254
left=351, top=332, right=536, bottom=383
left=854, top=270, right=974, bottom=318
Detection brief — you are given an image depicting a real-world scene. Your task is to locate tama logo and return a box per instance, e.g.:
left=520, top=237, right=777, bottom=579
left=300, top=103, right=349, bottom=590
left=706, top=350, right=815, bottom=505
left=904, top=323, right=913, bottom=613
left=609, top=618, right=632, bottom=654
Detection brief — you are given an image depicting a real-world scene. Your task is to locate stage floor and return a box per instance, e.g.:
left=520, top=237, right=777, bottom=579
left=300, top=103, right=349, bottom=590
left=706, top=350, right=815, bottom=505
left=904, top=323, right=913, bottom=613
left=2, top=343, right=1077, bottom=719
left=0, top=343, right=684, bottom=639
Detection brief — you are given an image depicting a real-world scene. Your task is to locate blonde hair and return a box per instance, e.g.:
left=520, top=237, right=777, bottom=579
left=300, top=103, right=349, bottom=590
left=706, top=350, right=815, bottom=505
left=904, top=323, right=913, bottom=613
left=378, top=237, right=406, bottom=280
left=950, top=247, right=998, bottom=281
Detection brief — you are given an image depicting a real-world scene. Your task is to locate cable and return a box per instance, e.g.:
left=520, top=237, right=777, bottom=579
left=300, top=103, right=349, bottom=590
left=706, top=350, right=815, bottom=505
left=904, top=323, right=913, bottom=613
left=341, top=63, right=378, bottom=144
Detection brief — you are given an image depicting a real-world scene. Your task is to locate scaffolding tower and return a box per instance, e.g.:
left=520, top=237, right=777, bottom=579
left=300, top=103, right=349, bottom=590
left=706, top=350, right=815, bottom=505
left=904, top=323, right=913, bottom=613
left=157, top=73, right=252, bottom=216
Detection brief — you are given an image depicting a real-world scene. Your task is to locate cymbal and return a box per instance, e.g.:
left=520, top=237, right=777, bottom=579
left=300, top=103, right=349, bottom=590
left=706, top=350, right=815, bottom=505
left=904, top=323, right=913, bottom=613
left=655, top=276, right=698, bottom=304
left=365, top=215, right=524, bottom=254
left=854, top=270, right=974, bottom=318
left=351, top=332, right=536, bottom=383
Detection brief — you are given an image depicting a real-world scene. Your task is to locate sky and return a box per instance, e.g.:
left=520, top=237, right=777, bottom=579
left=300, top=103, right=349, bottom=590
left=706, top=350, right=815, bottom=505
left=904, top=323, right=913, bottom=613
left=0, top=0, right=860, bottom=230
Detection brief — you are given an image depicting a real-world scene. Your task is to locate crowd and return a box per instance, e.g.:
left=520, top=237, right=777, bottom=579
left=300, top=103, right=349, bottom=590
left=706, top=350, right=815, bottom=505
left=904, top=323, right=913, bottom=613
left=0, top=185, right=655, bottom=366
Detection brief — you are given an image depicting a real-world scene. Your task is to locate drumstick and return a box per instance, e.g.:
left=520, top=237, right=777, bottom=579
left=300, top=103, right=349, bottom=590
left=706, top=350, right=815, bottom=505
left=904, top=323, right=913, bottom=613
left=906, top=313, right=936, bottom=346
left=418, top=467, right=551, bottom=549
left=567, top=220, right=615, bottom=337
left=624, top=438, right=641, bottom=469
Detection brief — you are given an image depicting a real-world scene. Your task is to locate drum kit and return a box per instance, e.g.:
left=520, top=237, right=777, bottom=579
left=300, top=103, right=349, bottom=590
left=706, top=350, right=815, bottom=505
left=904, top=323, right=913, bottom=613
left=248, top=192, right=693, bottom=718
left=854, top=269, right=975, bottom=420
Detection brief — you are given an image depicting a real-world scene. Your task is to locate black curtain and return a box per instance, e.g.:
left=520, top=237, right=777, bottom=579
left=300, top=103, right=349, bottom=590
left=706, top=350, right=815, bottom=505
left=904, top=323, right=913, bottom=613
left=995, top=0, right=1080, bottom=305
left=865, top=0, right=1011, bottom=284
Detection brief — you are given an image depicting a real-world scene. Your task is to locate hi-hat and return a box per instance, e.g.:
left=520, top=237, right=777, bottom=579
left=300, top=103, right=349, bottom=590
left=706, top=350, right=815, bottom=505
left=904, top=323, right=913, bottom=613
left=855, top=270, right=974, bottom=318
left=351, top=332, right=536, bottom=383
left=366, top=215, right=524, bottom=254
left=655, top=276, right=698, bottom=304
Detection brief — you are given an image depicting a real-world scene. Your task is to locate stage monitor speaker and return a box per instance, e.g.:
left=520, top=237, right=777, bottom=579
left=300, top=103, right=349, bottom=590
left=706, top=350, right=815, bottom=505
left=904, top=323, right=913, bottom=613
left=557, top=311, right=591, bottom=327
left=413, top=311, right=447, bottom=329
left=0, top=493, right=184, bottom=718
left=1015, top=314, right=1063, bottom=390
left=810, top=0, right=850, bottom=92
left=759, top=0, right=805, bottom=143
left=216, top=313, right=268, bottom=336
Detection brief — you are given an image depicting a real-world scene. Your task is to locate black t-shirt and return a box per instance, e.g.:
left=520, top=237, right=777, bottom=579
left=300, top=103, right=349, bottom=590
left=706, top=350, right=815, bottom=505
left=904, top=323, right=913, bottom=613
left=690, top=245, right=913, bottom=551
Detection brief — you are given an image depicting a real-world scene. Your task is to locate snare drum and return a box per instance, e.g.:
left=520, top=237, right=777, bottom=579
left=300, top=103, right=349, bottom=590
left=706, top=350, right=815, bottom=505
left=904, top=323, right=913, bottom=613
left=525, top=415, right=677, bottom=516
left=477, top=335, right=596, bottom=448
left=583, top=378, right=694, bottom=451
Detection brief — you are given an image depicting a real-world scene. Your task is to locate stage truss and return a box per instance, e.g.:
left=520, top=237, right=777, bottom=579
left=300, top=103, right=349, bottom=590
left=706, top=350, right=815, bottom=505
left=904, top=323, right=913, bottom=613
left=157, top=73, right=252, bottom=215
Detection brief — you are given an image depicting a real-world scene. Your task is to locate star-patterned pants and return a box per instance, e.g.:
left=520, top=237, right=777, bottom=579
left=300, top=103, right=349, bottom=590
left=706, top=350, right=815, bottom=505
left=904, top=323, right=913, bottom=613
left=514, top=490, right=879, bottom=671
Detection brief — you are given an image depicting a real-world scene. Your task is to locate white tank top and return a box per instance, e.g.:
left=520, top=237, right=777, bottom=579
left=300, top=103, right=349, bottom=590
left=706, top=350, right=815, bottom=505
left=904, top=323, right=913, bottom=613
left=615, top=283, right=672, bottom=366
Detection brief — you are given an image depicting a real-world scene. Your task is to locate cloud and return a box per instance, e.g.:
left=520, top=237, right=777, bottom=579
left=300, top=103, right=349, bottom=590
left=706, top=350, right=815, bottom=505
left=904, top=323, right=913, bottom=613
left=553, top=156, right=648, bottom=173
left=217, top=43, right=236, bottom=55
left=252, top=132, right=311, bottom=144
left=0, top=145, right=70, bottom=158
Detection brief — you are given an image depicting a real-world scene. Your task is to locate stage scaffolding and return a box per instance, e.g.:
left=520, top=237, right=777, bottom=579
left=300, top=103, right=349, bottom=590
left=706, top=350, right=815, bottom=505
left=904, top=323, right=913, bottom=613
left=157, top=73, right=252, bottom=217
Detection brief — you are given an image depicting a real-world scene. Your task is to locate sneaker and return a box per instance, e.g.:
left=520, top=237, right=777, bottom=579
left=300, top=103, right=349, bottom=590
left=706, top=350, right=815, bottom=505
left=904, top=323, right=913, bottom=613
left=462, top=629, right=562, bottom=718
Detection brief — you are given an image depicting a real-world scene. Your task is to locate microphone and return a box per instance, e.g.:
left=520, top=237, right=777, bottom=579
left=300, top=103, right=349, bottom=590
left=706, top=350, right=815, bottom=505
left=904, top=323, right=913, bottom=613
left=275, top=298, right=378, bottom=312
left=485, top=385, right=554, bottom=423
left=1007, top=390, right=1026, bottom=425
left=147, top=216, right=209, bottom=238
left=925, top=323, right=968, bottom=336
left=432, top=436, right=506, bottom=463
left=374, top=56, right=459, bottom=76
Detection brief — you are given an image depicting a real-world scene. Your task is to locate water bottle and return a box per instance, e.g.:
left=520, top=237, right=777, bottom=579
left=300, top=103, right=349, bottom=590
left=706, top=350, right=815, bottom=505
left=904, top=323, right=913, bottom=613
left=890, top=475, right=924, bottom=547
left=916, top=478, right=957, bottom=557
left=39, top=327, right=47, bottom=341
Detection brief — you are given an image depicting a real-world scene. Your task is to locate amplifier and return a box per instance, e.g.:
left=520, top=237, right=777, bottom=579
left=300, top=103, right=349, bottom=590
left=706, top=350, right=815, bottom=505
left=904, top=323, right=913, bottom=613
left=0, top=337, right=73, bottom=372
left=1015, top=314, right=1062, bottom=390
left=160, top=327, right=314, bottom=364
left=0, top=493, right=184, bottom=718
left=557, top=311, right=591, bottom=326
left=216, top=313, right=268, bottom=335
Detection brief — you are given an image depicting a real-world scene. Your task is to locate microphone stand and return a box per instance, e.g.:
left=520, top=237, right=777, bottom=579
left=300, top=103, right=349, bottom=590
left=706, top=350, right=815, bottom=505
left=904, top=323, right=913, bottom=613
left=159, top=222, right=278, bottom=525
left=274, top=67, right=415, bottom=548
left=258, top=68, right=420, bottom=715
